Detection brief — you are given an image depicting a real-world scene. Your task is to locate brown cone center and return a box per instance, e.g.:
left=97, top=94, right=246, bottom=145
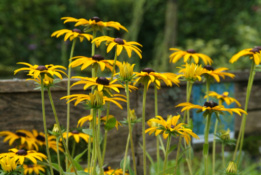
left=92, top=54, right=104, bottom=61
left=114, top=38, right=124, bottom=45
left=142, top=68, right=155, bottom=74
left=96, top=77, right=110, bottom=85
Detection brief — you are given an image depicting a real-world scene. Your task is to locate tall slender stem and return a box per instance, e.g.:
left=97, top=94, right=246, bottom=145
left=154, top=86, right=160, bottom=174
left=174, top=137, right=182, bottom=175
left=142, top=85, right=148, bottom=175
left=212, top=118, right=219, bottom=175
left=92, top=109, right=97, bottom=175
left=163, top=136, right=171, bottom=174
left=40, top=77, right=54, bottom=175
left=125, top=82, right=137, bottom=175
left=66, top=38, right=76, bottom=170
left=234, top=61, right=255, bottom=164
left=56, top=137, right=62, bottom=175
left=97, top=109, right=104, bottom=175
left=122, top=134, right=130, bottom=174
left=203, top=114, right=211, bottom=175
left=47, top=88, right=78, bottom=175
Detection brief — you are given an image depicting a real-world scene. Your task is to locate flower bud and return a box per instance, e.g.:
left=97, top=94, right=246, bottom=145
left=119, top=62, right=135, bottom=82
left=129, top=109, right=137, bottom=121
left=220, top=129, right=230, bottom=141
left=89, top=91, right=104, bottom=108
left=226, top=161, right=237, bottom=175
left=52, top=124, right=59, bottom=134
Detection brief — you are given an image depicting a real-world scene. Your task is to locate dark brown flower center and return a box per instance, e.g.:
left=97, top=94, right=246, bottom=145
left=171, top=125, right=175, bottom=128
left=186, top=49, right=196, bottom=53
left=103, top=166, right=110, bottom=171
left=204, top=101, right=218, bottom=108
left=96, top=77, right=110, bottom=85
left=250, top=48, right=259, bottom=53
left=16, top=132, right=26, bottom=137
left=91, top=16, right=101, bottom=22
left=36, top=65, right=47, bottom=71
left=72, top=130, right=79, bottom=134
left=72, top=28, right=82, bottom=33
left=36, top=135, right=45, bottom=142
left=114, top=38, right=124, bottom=45
left=142, top=68, right=155, bottom=74
left=203, top=65, right=215, bottom=71
left=92, top=54, right=104, bottom=61
left=27, top=164, right=34, bottom=168
left=16, top=149, right=27, bottom=155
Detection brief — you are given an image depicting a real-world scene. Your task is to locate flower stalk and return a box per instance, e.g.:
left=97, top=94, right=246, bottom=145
left=66, top=38, right=77, bottom=170
left=163, top=136, right=171, bottom=174
left=154, top=86, right=160, bottom=174
left=40, top=76, right=54, bottom=175
left=142, top=84, right=148, bottom=175
left=234, top=61, right=256, bottom=164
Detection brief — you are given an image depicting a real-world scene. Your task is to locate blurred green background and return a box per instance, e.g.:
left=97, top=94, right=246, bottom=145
left=1, top=0, right=261, bottom=78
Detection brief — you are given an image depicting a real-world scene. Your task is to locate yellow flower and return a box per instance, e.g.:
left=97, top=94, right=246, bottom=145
left=77, top=115, right=121, bottom=130
left=92, top=36, right=142, bottom=58
left=70, top=55, right=118, bottom=71
left=31, top=130, right=64, bottom=152
left=0, top=148, right=46, bottom=165
left=205, top=91, right=241, bottom=107
left=61, top=91, right=127, bottom=109
left=62, top=131, right=91, bottom=143
left=176, top=101, right=247, bottom=116
left=0, top=155, right=17, bottom=172
left=23, top=164, right=45, bottom=175
left=117, top=61, right=136, bottom=82
left=226, top=161, right=237, bottom=175
left=71, top=77, right=125, bottom=94
left=202, top=65, right=235, bottom=82
left=145, top=115, right=199, bottom=143
left=169, top=48, right=213, bottom=65
left=230, top=47, right=261, bottom=65
left=177, top=63, right=206, bottom=82
left=61, top=16, right=128, bottom=32
left=103, top=166, right=128, bottom=175
left=0, top=130, right=38, bottom=150
left=14, top=62, right=67, bottom=80
left=134, top=68, right=180, bottom=89
left=51, top=28, right=93, bottom=42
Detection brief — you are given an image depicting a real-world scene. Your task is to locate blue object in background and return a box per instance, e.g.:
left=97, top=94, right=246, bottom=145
left=192, top=82, right=235, bottom=143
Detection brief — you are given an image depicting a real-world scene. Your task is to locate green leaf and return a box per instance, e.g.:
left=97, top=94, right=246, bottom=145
left=65, top=153, right=83, bottom=171
left=82, top=129, right=93, bottom=136
left=104, top=117, right=116, bottom=130
left=74, top=148, right=88, bottom=161
left=167, top=145, right=177, bottom=154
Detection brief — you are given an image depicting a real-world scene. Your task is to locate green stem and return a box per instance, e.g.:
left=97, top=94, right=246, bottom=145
left=212, top=118, right=219, bottom=175
left=87, top=123, right=92, bottom=173
left=111, top=52, right=118, bottom=80
left=122, top=133, right=130, bottom=175
left=174, top=137, right=182, bottom=175
left=97, top=109, right=104, bottom=175
left=92, top=109, right=97, bottom=175
left=126, top=82, right=137, bottom=175
left=234, top=61, right=255, bottom=164
left=56, top=137, right=62, bottom=175
left=66, top=38, right=76, bottom=171
left=142, top=84, right=148, bottom=175
left=222, top=143, right=225, bottom=169
left=163, top=136, right=171, bottom=174
left=40, top=77, right=54, bottom=175
left=203, top=114, right=211, bottom=175
left=47, top=88, right=78, bottom=175
left=154, top=86, right=160, bottom=174
left=102, top=102, right=110, bottom=164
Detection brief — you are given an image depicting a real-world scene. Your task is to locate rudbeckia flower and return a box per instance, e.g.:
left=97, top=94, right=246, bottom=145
left=23, top=164, right=45, bottom=175
left=62, top=130, right=91, bottom=143
left=77, top=115, right=122, bottom=130
left=103, top=166, right=128, bottom=175
left=0, top=155, right=17, bottom=172
left=177, top=63, right=206, bottom=82
left=14, top=62, right=67, bottom=80
left=92, top=36, right=142, bottom=58
left=70, top=55, right=118, bottom=71
left=61, top=16, right=128, bottom=32
left=202, top=65, right=235, bottom=82
left=71, top=77, right=128, bottom=94
left=51, top=28, right=93, bottom=42
left=204, top=91, right=241, bottom=107
left=61, top=91, right=127, bottom=109
left=145, top=115, right=199, bottom=143
left=176, top=101, right=247, bottom=117
left=0, top=130, right=38, bottom=150
left=32, top=130, right=64, bottom=152
left=230, top=47, right=261, bottom=65
left=169, top=48, right=213, bottom=65
left=133, top=68, right=180, bottom=89
left=226, top=161, right=238, bottom=175
left=0, top=148, right=47, bottom=165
